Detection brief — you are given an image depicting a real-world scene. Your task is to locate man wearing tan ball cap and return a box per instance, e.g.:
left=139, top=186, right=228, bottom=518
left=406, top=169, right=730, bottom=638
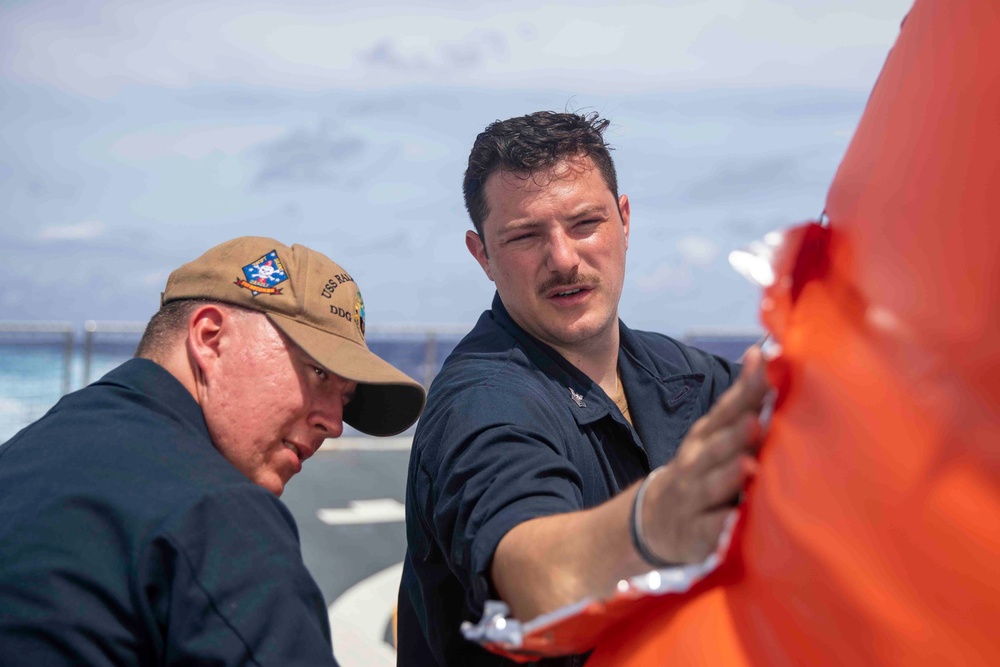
left=0, top=236, right=424, bottom=666
left=164, top=235, right=426, bottom=436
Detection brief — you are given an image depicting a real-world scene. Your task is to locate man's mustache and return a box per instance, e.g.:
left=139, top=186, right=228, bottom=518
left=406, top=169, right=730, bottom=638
left=537, top=273, right=602, bottom=297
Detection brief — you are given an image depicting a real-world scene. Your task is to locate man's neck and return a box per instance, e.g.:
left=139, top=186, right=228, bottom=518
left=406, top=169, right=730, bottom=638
left=547, top=327, right=621, bottom=398
left=143, top=345, right=201, bottom=405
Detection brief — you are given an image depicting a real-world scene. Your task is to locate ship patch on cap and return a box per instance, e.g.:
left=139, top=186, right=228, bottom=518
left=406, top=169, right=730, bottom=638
left=355, top=290, right=366, bottom=338
left=235, top=250, right=288, bottom=297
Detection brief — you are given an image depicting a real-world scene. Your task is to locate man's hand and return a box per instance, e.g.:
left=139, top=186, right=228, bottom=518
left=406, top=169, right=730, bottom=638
left=491, top=347, right=771, bottom=620
left=640, top=346, right=770, bottom=563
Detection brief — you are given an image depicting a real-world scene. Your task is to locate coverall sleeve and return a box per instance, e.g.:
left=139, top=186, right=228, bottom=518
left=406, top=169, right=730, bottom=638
left=413, top=383, right=586, bottom=614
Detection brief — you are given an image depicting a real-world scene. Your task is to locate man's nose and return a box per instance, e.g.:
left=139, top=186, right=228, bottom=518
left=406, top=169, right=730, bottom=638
left=309, top=397, right=345, bottom=439
left=546, top=228, right=580, bottom=274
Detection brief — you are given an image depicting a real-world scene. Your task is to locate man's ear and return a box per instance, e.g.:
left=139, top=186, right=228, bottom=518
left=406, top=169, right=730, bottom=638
left=619, top=193, right=631, bottom=251
left=186, top=304, right=227, bottom=379
left=465, top=230, right=495, bottom=282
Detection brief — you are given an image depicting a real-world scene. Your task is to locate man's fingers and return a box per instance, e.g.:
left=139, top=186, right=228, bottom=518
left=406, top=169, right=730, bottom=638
left=689, top=346, right=770, bottom=438
left=699, top=453, right=758, bottom=509
left=671, top=431, right=757, bottom=512
left=685, top=411, right=762, bottom=476
left=645, top=349, right=769, bottom=563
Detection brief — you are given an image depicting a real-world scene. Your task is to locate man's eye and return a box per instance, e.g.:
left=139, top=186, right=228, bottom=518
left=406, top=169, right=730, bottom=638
left=312, top=366, right=328, bottom=381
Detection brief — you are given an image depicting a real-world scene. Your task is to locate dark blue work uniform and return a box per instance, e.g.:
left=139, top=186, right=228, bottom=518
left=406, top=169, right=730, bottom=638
left=398, top=295, right=739, bottom=666
left=0, top=359, right=339, bottom=666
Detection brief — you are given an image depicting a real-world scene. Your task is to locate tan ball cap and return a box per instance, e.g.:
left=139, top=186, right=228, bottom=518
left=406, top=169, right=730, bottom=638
left=162, top=236, right=426, bottom=436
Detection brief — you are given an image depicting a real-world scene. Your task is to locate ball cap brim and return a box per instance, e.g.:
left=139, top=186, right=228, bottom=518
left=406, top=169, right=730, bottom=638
left=266, top=312, right=426, bottom=436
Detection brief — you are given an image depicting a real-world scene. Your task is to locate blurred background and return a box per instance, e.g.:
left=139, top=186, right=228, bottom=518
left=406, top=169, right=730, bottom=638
left=1, top=0, right=912, bottom=435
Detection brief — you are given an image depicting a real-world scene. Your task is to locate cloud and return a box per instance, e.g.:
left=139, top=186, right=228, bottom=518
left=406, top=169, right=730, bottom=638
left=682, top=155, right=802, bottom=205
left=138, top=269, right=172, bottom=287
left=252, top=124, right=367, bottom=189
left=111, top=124, right=289, bottom=161
left=364, top=182, right=429, bottom=206
left=611, top=87, right=865, bottom=125
left=15, top=176, right=80, bottom=203
left=177, top=89, right=295, bottom=112
left=0, top=0, right=913, bottom=97
left=543, top=19, right=626, bottom=58
left=676, top=235, right=719, bottom=266
left=732, top=92, right=867, bottom=121
left=630, top=234, right=720, bottom=299
left=633, top=264, right=694, bottom=294
left=359, top=30, right=507, bottom=74
left=38, top=220, right=107, bottom=241
left=350, top=231, right=413, bottom=256
left=684, top=0, right=910, bottom=88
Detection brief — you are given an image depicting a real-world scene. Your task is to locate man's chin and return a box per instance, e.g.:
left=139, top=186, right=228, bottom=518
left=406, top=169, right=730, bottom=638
left=508, top=301, right=612, bottom=348
left=538, top=321, right=608, bottom=348
left=257, top=475, right=287, bottom=497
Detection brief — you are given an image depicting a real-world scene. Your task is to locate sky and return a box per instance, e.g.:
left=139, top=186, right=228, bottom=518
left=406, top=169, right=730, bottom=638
left=1, top=0, right=915, bottom=336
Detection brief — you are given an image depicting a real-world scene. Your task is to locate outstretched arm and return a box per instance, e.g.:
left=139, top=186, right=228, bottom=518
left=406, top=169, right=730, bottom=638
left=491, top=347, right=770, bottom=621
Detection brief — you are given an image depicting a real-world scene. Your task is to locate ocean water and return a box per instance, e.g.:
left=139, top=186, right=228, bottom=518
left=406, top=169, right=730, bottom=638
left=0, top=345, right=70, bottom=438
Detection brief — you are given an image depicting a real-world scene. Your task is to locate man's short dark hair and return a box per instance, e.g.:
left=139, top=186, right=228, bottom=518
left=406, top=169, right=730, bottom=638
left=135, top=299, right=254, bottom=360
left=135, top=299, right=204, bottom=360
left=463, top=111, right=619, bottom=242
